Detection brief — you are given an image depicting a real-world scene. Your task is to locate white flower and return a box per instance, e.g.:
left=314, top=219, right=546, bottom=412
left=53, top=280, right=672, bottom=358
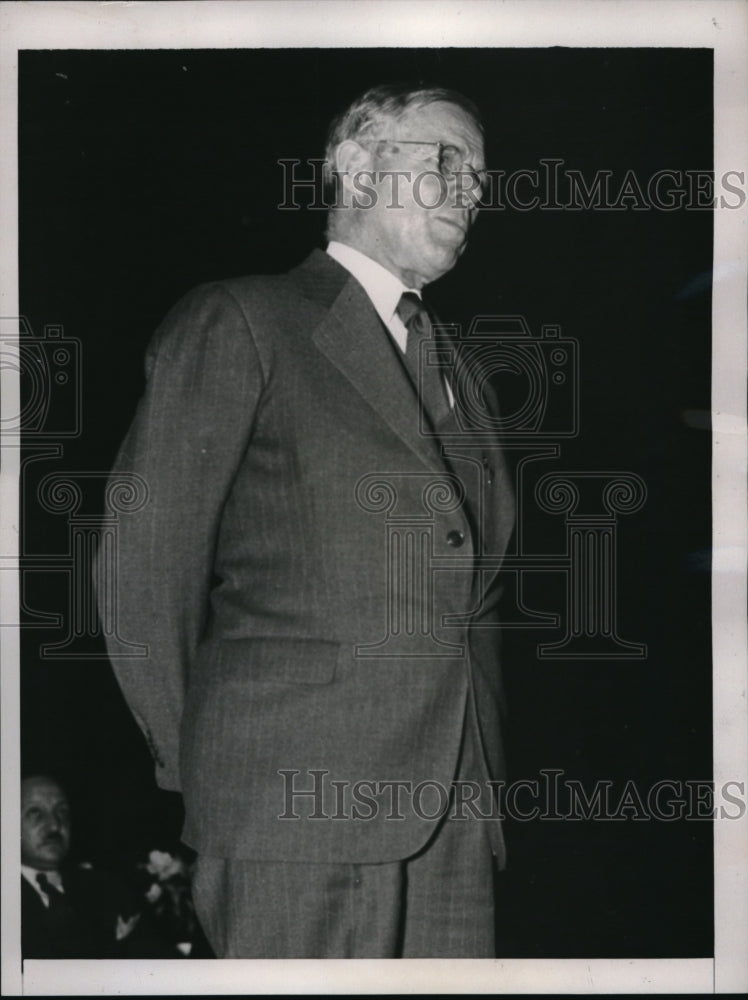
left=145, top=849, right=184, bottom=881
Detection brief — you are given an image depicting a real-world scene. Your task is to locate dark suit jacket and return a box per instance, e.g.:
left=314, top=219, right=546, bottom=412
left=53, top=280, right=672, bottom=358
left=21, top=866, right=167, bottom=959
left=100, top=249, right=515, bottom=864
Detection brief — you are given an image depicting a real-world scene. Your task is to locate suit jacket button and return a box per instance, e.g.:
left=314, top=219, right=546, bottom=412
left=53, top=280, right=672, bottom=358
left=447, top=530, right=464, bottom=547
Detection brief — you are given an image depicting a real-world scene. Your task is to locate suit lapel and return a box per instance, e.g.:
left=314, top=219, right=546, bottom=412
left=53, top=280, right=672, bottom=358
left=21, top=876, right=46, bottom=915
left=293, top=251, right=515, bottom=568
left=296, top=251, right=448, bottom=474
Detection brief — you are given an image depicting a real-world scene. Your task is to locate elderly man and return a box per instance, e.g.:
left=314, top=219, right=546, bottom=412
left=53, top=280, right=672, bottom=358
left=100, top=83, right=514, bottom=957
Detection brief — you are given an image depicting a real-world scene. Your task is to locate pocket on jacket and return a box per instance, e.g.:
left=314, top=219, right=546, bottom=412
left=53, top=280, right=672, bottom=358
left=213, top=636, right=339, bottom=685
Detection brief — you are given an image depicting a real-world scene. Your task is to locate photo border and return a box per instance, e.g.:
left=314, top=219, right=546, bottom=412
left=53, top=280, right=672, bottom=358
left=1, top=1, right=745, bottom=994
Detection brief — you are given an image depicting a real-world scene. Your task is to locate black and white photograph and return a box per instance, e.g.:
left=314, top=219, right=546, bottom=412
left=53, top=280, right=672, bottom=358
left=1, top=1, right=746, bottom=994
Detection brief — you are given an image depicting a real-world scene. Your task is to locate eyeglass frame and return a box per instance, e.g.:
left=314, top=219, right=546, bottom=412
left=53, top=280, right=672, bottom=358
left=362, top=138, right=487, bottom=189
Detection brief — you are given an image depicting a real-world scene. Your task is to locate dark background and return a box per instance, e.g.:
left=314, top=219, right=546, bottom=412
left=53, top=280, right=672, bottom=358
left=18, top=48, right=713, bottom=957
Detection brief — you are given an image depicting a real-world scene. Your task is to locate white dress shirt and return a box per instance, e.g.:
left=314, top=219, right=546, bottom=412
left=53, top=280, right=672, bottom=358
left=326, top=241, right=453, bottom=406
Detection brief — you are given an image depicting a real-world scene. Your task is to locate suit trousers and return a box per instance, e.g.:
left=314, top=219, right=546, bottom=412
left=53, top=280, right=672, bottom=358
left=192, top=698, right=501, bottom=958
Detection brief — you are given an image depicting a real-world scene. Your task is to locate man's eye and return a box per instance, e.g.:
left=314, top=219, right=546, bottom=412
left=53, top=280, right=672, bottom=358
left=440, top=146, right=462, bottom=170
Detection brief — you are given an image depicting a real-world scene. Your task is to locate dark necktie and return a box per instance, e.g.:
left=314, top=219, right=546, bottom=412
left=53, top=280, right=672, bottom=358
left=37, top=872, right=68, bottom=912
left=397, top=292, right=451, bottom=429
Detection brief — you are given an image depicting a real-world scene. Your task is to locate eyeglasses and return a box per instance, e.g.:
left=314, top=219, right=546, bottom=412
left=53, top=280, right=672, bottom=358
left=367, top=138, right=487, bottom=189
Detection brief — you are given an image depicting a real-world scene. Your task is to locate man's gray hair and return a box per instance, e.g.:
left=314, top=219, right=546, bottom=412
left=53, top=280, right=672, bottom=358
left=323, top=82, right=483, bottom=191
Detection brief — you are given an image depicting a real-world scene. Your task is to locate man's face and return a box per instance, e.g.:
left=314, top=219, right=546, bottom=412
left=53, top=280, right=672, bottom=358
left=352, top=101, right=485, bottom=288
left=21, top=777, right=72, bottom=870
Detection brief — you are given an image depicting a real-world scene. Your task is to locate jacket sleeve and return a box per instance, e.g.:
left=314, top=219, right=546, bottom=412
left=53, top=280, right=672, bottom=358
left=97, top=283, right=264, bottom=791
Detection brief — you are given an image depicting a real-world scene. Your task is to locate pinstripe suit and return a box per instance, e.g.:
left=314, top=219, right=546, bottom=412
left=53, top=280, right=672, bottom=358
left=100, top=248, right=515, bottom=955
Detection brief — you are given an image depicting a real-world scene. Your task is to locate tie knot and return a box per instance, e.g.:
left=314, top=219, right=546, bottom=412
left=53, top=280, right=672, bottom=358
left=37, top=873, right=53, bottom=893
left=37, top=872, right=61, bottom=892
left=396, top=292, right=429, bottom=333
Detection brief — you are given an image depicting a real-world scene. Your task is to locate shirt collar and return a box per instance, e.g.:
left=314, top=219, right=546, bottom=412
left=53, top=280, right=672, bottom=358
left=22, top=864, right=64, bottom=893
left=326, top=241, right=420, bottom=328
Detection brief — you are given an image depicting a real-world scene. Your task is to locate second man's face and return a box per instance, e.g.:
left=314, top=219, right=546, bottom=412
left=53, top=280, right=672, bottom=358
left=350, top=101, right=486, bottom=289
left=21, top=777, right=72, bottom=871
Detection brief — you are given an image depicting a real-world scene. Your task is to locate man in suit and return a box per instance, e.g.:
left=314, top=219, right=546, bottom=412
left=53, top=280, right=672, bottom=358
left=20, top=774, right=163, bottom=958
left=100, top=83, right=515, bottom=958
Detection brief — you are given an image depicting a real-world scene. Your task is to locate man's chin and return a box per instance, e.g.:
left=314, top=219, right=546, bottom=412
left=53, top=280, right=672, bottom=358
left=422, top=245, right=464, bottom=284
left=36, top=846, right=68, bottom=866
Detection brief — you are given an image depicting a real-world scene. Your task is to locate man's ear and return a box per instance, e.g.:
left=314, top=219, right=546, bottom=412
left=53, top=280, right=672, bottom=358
left=332, top=140, right=376, bottom=207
